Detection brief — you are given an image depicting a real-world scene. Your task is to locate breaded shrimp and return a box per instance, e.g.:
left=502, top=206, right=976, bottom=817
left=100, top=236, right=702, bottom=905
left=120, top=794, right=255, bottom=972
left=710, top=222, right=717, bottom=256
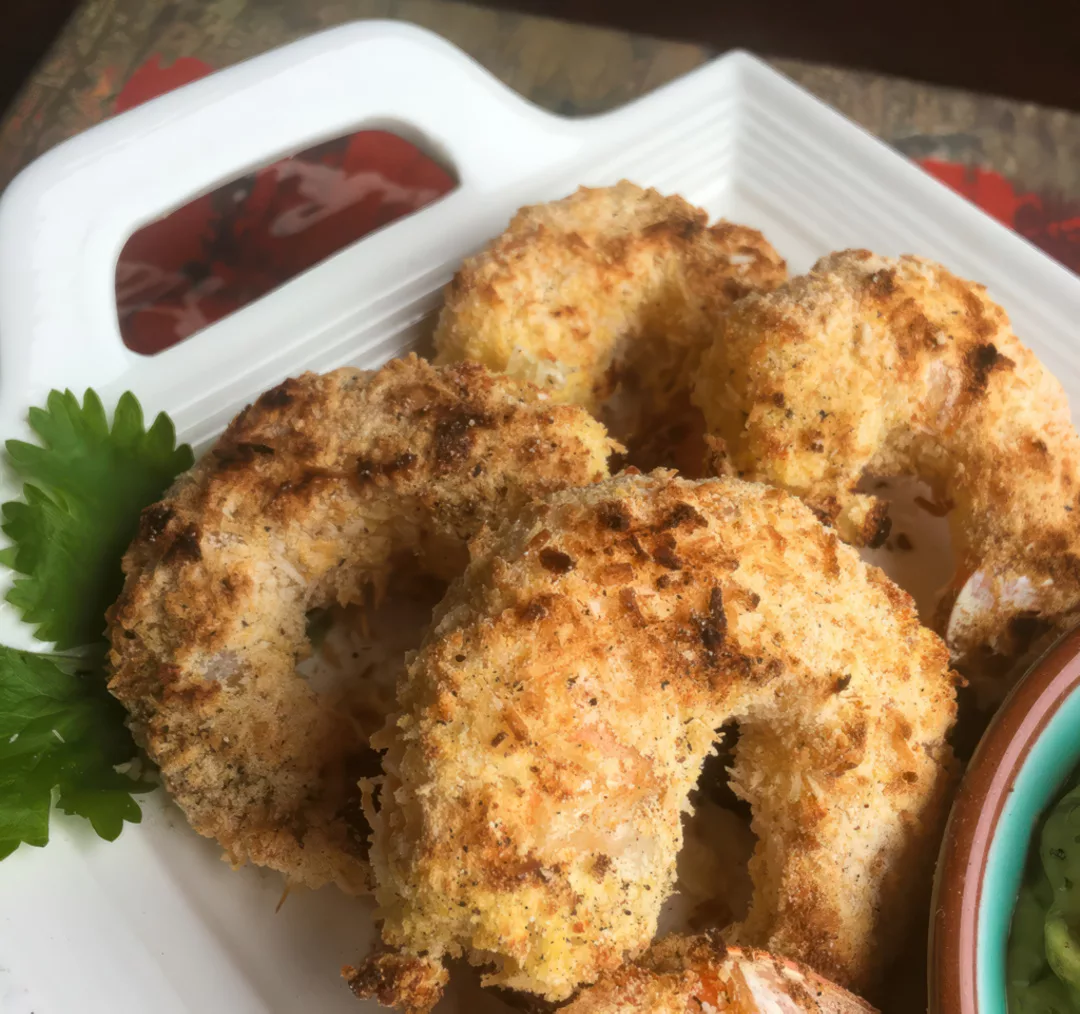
left=692, top=250, right=1080, bottom=682
left=357, top=472, right=956, bottom=1006
left=107, top=357, right=614, bottom=894
left=433, top=182, right=786, bottom=462
left=560, top=934, right=877, bottom=1013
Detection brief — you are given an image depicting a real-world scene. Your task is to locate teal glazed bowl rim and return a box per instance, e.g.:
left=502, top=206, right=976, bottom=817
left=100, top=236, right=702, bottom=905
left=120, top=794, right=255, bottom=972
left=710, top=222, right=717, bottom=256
left=931, top=623, right=1080, bottom=1014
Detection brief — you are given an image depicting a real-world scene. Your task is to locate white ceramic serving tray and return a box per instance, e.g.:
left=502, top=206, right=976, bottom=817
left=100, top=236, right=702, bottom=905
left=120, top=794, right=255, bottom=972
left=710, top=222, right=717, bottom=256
left=0, top=20, right=1077, bottom=1014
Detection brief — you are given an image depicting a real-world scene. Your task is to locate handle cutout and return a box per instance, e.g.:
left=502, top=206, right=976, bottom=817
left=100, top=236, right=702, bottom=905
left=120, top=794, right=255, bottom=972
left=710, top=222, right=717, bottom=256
left=115, top=128, right=457, bottom=356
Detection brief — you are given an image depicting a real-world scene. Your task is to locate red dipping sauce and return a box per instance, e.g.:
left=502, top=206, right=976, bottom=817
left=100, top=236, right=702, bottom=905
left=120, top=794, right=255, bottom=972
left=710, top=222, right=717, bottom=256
left=116, top=129, right=456, bottom=355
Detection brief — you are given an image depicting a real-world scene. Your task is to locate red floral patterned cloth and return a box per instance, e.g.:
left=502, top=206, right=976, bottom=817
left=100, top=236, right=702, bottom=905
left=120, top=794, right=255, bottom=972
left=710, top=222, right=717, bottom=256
left=919, top=158, right=1080, bottom=274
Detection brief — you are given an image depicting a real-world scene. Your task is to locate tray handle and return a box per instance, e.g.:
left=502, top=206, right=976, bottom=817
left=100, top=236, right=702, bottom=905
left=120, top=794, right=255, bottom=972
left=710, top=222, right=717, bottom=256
left=0, top=21, right=581, bottom=428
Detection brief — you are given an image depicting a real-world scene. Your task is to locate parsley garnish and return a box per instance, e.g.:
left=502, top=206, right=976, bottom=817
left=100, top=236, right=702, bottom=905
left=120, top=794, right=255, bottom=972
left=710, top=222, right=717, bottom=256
left=0, top=647, right=153, bottom=859
left=1, top=389, right=192, bottom=649
left=0, top=389, right=192, bottom=858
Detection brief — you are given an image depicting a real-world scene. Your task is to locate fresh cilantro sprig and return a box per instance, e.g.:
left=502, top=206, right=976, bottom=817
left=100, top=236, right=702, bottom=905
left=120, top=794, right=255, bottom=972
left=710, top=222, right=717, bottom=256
left=1, top=389, right=193, bottom=649
left=0, top=646, right=154, bottom=860
left=0, top=389, right=192, bottom=859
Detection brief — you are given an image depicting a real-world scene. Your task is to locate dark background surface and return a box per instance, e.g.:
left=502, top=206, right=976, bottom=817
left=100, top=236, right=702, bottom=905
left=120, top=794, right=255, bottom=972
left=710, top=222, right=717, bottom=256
left=4, top=0, right=1080, bottom=117
left=495, top=0, right=1080, bottom=112
left=1, top=0, right=80, bottom=113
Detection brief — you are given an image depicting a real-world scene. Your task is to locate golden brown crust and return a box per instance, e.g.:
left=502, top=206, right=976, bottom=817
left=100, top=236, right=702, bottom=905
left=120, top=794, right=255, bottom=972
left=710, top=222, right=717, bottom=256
left=562, top=934, right=878, bottom=1013
left=693, top=250, right=1080, bottom=679
left=433, top=182, right=786, bottom=457
left=343, top=951, right=448, bottom=1013
left=107, top=356, right=614, bottom=893
left=361, top=472, right=956, bottom=1003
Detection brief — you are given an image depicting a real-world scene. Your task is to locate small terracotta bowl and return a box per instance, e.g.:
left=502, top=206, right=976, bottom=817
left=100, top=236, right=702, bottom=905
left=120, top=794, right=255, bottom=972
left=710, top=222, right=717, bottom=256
left=931, top=624, right=1080, bottom=1013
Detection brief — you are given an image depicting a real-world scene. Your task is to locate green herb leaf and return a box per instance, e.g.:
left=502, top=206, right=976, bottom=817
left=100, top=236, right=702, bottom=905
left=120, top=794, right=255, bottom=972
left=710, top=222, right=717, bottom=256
left=2, top=389, right=193, bottom=649
left=0, top=646, right=152, bottom=860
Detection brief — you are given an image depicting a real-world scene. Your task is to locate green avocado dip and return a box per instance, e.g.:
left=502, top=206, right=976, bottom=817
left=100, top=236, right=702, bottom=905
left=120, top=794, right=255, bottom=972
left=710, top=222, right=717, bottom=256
left=1008, top=765, right=1080, bottom=1011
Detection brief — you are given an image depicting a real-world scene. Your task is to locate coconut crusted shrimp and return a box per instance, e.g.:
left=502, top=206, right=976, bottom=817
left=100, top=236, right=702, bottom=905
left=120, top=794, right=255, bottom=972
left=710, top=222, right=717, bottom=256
left=434, top=181, right=786, bottom=468
left=352, top=472, right=956, bottom=1008
left=108, top=357, right=614, bottom=894
left=693, top=250, right=1080, bottom=688
left=561, top=934, right=876, bottom=1013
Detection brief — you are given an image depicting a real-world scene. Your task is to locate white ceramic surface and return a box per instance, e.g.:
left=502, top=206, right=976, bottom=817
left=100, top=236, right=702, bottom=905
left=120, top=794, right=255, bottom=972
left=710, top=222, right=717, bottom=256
left=0, top=20, right=1077, bottom=1014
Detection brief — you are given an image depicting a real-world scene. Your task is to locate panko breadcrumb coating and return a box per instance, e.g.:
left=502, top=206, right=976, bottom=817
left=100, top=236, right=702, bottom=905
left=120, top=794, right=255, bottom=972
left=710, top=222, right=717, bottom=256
left=358, top=472, right=956, bottom=1007
left=433, top=182, right=786, bottom=462
left=107, top=357, right=614, bottom=894
left=561, top=934, right=877, bottom=1013
left=692, top=250, right=1080, bottom=684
